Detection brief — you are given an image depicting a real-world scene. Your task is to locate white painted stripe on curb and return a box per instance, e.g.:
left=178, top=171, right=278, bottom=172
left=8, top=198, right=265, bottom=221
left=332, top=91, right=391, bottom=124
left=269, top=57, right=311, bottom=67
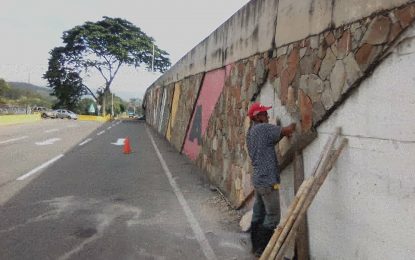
left=79, top=138, right=92, bottom=146
left=0, top=136, right=28, bottom=144
left=17, top=154, right=64, bottom=181
left=146, top=127, right=217, bottom=260
left=97, top=131, right=105, bottom=136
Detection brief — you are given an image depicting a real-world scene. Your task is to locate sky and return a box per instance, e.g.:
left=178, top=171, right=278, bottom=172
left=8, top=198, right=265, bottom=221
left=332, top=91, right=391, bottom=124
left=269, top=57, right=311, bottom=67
left=0, top=0, right=249, bottom=100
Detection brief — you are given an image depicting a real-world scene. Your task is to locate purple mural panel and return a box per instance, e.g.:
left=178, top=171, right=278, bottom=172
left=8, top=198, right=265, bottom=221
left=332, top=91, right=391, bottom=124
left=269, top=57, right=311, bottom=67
left=182, top=68, right=226, bottom=160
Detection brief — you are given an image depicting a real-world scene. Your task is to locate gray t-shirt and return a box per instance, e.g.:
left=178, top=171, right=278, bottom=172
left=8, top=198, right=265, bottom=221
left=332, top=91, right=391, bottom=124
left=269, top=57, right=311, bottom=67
left=246, top=122, right=281, bottom=188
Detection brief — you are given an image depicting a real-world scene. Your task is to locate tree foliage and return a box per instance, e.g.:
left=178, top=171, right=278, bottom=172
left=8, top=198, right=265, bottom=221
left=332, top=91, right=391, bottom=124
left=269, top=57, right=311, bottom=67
left=43, top=47, right=86, bottom=110
left=0, top=78, right=54, bottom=107
left=43, top=16, right=171, bottom=112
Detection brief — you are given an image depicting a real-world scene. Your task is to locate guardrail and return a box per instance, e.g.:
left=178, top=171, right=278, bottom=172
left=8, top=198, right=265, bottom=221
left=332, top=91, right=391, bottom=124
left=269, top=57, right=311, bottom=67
left=0, top=106, right=31, bottom=115
left=78, top=115, right=111, bottom=122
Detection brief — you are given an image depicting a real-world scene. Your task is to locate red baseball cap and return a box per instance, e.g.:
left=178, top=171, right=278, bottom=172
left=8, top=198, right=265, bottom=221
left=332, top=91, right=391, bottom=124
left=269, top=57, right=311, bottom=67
left=248, top=102, right=272, bottom=119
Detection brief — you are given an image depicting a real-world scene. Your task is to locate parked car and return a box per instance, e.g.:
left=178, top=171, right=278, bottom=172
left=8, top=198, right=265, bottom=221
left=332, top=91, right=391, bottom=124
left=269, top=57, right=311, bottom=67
left=55, top=109, right=78, bottom=120
left=32, top=106, right=57, bottom=119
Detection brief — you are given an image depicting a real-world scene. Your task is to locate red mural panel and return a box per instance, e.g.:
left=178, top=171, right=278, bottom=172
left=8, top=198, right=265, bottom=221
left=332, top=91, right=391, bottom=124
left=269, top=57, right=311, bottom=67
left=182, top=68, right=226, bottom=160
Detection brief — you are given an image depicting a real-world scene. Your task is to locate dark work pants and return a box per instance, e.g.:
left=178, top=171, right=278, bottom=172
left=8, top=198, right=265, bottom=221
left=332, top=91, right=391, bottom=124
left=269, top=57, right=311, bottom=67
left=251, top=186, right=281, bottom=229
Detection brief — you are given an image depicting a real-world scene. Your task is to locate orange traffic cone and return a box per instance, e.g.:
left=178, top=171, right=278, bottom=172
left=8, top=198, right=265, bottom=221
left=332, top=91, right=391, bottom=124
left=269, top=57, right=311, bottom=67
left=123, top=137, right=132, bottom=154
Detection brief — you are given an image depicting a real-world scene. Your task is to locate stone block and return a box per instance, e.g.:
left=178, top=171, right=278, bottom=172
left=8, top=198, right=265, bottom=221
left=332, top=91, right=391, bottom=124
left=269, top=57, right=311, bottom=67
left=240, top=210, right=253, bottom=232
left=280, top=70, right=290, bottom=105
left=333, top=0, right=409, bottom=26
left=300, top=50, right=319, bottom=75
left=395, top=3, right=415, bottom=28
left=277, top=46, right=288, bottom=57
left=343, top=53, right=363, bottom=93
left=287, top=86, right=296, bottom=112
left=355, top=44, right=382, bottom=71
left=319, top=48, right=336, bottom=80
left=299, top=89, right=313, bottom=132
left=287, top=48, right=300, bottom=83
left=276, top=0, right=332, bottom=47
left=362, top=16, right=391, bottom=45
left=388, top=22, right=403, bottom=43
left=321, top=82, right=334, bottom=110
left=332, top=30, right=351, bottom=59
left=330, top=60, right=346, bottom=102
left=299, top=74, right=324, bottom=103
left=325, top=32, right=336, bottom=46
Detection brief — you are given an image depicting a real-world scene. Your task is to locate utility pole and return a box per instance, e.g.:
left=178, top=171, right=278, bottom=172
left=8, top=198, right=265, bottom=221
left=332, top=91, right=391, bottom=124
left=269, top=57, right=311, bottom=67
left=111, top=93, right=114, bottom=117
left=151, top=43, right=155, bottom=72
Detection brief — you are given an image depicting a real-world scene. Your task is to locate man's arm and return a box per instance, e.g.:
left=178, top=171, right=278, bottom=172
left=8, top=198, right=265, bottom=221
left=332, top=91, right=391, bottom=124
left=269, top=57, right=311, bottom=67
left=281, top=123, right=296, bottom=138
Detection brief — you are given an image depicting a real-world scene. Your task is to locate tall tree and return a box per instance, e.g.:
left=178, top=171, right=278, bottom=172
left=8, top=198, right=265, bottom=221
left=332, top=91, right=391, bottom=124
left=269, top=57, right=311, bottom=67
left=44, top=16, right=170, bottom=114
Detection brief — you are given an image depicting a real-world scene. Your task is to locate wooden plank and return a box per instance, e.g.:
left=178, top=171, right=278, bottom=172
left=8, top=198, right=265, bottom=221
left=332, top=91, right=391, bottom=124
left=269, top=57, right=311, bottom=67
left=293, top=151, right=310, bottom=260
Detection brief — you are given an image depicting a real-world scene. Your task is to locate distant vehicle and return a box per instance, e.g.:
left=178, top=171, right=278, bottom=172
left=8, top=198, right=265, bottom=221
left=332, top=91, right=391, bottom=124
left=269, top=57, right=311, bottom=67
left=128, top=111, right=135, bottom=118
left=55, top=109, right=78, bottom=120
left=137, top=115, right=146, bottom=121
left=32, top=106, right=57, bottom=119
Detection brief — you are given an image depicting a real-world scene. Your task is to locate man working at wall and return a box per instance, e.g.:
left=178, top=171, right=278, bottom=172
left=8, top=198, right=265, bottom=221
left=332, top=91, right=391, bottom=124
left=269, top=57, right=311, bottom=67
left=246, top=102, right=296, bottom=256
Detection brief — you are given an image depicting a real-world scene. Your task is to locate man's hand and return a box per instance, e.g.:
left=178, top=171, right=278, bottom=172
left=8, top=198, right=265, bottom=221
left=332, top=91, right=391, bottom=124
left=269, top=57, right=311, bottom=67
left=281, top=123, right=296, bottom=137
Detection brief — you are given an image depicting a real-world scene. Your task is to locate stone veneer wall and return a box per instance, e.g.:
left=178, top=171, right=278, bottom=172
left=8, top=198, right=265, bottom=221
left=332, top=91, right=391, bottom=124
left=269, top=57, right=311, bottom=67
left=144, top=1, right=415, bottom=257
left=145, top=2, right=415, bottom=206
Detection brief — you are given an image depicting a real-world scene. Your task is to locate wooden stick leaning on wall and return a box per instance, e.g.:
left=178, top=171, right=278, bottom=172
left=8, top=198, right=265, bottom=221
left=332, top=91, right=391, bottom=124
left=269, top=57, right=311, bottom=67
left=260, top=128, right=346, bottom=260
left=275, top=138, right=348, bottom=259
left=259, top=177, right=313, bottom=260
left=267, top=178, right=314, bottom=260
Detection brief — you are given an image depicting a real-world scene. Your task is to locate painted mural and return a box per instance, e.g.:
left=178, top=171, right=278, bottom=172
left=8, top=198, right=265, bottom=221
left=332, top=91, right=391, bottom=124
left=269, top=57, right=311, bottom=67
left=182, top=68, right=226, bottom=161
left=166, top=73, right=204, bottom=152
left=158, top=83, right=174, bottom=136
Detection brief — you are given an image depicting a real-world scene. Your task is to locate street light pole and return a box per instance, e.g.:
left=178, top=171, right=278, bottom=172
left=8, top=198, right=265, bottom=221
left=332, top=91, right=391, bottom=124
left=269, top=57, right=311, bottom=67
left=111, top=93, right=114, bottom=117
left=151, top=43, right=155, bottom=72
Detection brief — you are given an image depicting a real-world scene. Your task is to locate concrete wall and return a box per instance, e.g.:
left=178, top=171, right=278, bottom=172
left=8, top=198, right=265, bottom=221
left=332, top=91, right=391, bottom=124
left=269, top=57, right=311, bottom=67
left=144, top=0, right=415, bottom=258
left=301, top=25, right=415, bottom=259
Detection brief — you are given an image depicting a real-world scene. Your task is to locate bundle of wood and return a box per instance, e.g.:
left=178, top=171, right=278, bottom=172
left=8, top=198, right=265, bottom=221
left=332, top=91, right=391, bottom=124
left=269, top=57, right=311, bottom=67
left=260, top=128, right=348, bottom=260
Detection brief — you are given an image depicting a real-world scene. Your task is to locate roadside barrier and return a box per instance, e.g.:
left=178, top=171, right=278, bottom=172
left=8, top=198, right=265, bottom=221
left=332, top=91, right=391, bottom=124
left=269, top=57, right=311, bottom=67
left=78, top=115, right=111, bottom=122
left=0, top=114, right=41, bottom=125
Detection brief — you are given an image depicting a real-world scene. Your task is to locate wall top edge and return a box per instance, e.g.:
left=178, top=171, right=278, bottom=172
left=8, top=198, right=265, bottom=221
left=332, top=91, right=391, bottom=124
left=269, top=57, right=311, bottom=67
left=145, top=0, right=413, bottom=94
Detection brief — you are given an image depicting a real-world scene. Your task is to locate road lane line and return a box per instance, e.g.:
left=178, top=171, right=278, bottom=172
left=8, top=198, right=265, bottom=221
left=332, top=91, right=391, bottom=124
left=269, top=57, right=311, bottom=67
left=44, top=128, right=59, bottom=133
left=35, top=138, right=61, bottom=146
left=79, top=138, right=92, bottom=146
left=146, top=127, right=217, bottom=260
left=107, top=126, right=112, bottom=130
left=97, top=131, right=105, bottom=136
left=17, top=154, right=64, bottom=181
left=0, top=136, right=28, bottom=144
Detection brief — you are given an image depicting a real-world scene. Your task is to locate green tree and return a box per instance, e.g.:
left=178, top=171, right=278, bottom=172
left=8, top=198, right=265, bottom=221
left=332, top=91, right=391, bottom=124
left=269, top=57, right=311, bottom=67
left=44, top=16, right=171, bottom=114
left=0, top=79, right=11, bottom=103
left=43, top=47, right=94, bottom=110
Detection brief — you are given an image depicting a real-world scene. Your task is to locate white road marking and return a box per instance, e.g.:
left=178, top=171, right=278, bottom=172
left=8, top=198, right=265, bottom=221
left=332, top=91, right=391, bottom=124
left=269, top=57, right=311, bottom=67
left=97, top=131, right=105, bottom=136
left=111, top=138, right=125, bottom=146
left=107, top=126, right=112, bottom=130
left=44, top=128, right=59, bottom=133
left=17, top=154, right=64, bottom=181
left=0, top=136, right=28, bottom=144
left=79, top=138, right=92, bottom=146
left=35, top=138, right=61, bottom=146
left=146, top=127, right=217, bottom=260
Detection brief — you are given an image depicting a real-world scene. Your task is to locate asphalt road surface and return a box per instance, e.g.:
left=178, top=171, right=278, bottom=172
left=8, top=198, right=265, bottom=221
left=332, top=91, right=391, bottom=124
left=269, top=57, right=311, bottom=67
left=0, top=119, right=253, bottom=260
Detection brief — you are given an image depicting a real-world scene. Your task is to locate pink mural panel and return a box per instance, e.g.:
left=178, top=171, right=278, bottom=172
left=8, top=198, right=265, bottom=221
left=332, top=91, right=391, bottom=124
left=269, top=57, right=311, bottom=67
left=182, top=68, right=226, bottom=160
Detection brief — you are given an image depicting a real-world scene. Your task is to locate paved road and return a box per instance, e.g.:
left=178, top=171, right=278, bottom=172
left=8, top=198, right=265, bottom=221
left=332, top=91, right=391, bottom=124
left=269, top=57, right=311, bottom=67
left=0, top=119, right=253, bottom=260
left=0, top=119, right=103, bottom=205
